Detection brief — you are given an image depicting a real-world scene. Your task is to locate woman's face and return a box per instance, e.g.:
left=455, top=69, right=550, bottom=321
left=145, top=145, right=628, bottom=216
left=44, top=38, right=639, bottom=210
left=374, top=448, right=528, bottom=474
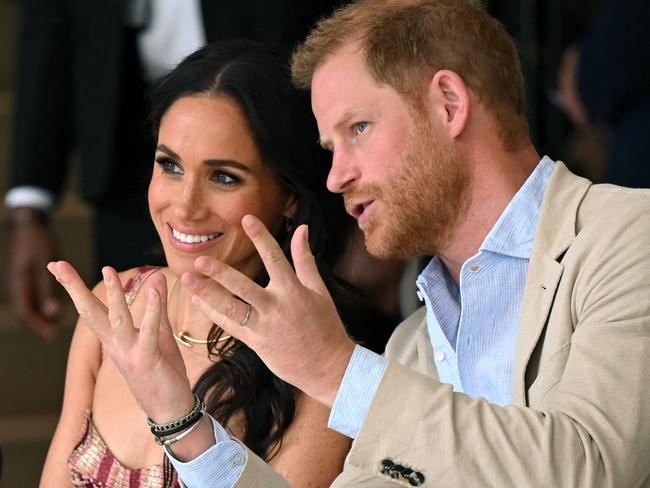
left=149, top=95, right=295, bottom=278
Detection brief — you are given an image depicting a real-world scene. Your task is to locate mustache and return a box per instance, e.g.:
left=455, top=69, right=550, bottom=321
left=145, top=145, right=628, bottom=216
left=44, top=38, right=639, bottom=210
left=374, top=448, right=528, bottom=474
left=343, top=187, right=382, bottom=214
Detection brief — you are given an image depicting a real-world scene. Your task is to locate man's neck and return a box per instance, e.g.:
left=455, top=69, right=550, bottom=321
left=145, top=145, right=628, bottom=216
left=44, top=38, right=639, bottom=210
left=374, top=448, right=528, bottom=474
left=438, top=145, right=540, bottom=283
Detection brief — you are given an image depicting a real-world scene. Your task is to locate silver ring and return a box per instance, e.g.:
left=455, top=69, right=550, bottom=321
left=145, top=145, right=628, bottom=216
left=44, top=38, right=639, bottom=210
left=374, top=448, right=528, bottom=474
left=239, top=303, right=252, bottom=327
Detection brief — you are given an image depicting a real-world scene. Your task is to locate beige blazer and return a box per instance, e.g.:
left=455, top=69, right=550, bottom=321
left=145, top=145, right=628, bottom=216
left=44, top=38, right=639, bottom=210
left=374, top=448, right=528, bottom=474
left=233, top=162, right=650, bottom=487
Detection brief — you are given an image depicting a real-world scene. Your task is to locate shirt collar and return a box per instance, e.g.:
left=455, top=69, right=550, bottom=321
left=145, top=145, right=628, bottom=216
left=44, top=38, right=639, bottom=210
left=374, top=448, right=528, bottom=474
left=479, top=156, right=555, bottom=259
left=417, top=156, right=555, bottom=290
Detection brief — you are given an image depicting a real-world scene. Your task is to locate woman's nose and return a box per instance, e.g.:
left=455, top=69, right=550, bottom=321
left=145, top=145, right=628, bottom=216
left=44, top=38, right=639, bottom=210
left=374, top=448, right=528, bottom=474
left=175, top=182, right=208, bottom=220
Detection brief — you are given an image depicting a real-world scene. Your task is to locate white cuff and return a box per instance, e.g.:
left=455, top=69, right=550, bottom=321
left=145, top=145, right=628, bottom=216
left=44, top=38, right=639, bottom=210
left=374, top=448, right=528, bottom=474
left=5, top=186, right=55, bottom=212
left=165, top=414, right=246, bottom=488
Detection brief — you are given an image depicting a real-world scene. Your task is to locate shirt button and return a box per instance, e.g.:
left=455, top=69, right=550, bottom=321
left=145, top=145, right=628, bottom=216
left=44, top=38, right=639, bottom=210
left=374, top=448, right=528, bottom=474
left=469, top=264, right=480, bottom=272
left=434, top=351, right=446, bottom=362
left=232, top=453, right=245, bottom=466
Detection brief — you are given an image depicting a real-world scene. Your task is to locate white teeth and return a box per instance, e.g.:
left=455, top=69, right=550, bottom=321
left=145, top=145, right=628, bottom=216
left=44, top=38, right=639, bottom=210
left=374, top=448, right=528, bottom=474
left=172, top=228, right=219, bottom=244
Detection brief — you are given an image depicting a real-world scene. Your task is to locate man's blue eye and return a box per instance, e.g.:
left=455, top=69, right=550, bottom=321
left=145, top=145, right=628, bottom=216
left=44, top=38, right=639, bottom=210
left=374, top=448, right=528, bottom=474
left=355, top=122, right=369, bottom=134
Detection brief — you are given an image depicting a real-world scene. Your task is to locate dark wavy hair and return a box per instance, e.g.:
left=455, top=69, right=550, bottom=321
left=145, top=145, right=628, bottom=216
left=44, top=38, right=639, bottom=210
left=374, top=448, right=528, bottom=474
left=148, top=40, right=352, bottom=460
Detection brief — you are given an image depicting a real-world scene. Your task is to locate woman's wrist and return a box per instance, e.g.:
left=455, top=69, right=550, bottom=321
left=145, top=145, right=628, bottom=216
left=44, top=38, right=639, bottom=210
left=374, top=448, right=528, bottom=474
left=146, top=390, right=196, bottom=425
left=148, top=393, right=206, bottom=440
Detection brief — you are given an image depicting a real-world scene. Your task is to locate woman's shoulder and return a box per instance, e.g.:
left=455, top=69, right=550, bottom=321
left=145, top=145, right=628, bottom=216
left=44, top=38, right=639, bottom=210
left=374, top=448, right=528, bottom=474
left=120, top=265, right=164, bottom=299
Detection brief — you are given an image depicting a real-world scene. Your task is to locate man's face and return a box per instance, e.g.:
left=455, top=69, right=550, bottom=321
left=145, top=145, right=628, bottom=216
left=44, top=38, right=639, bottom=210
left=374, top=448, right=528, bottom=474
left=311, top=45, right=470, bottom=259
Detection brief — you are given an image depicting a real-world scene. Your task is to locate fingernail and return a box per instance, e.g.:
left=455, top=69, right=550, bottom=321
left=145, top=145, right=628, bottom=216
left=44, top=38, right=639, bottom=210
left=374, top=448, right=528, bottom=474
left=102, top=267, right=112, bottom=284
left=191, top=295, right=202, bottom=306
left=304, top=225, right=309, bottom=243
left=242, top=214, right=256, bottom=229
left=195, top=258, right=212, bottom=274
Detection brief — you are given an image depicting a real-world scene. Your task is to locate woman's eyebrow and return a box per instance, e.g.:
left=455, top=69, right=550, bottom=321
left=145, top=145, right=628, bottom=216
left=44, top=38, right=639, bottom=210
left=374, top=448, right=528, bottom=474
left=204, top=159, right=251, bottom=172
left=156, top=144, right=181, bottom=159
left=156, top=145, right=251, bottom=173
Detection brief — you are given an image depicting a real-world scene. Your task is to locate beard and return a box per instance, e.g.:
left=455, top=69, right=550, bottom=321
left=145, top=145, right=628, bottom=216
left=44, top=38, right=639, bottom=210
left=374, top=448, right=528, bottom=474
left=350, top=118, right=471, bottom=260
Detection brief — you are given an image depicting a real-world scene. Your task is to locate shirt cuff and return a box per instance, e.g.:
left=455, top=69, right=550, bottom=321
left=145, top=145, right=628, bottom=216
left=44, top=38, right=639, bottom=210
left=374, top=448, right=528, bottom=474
left=5, top=186, right=55, bottom=211
left=328, top=344, right=388, bottom=439
left=166, top=415, right=246, bottom=488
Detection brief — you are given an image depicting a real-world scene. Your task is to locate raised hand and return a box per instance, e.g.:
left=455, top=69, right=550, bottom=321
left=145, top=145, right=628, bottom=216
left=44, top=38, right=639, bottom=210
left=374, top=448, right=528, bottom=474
left=47, top=262, right=195, bottom=423
left=182, top=215, right=356, bottom=407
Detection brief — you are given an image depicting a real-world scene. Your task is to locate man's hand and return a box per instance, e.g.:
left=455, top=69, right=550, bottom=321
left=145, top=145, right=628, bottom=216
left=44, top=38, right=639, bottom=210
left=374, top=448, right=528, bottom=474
left=9, top=212, right=62, bottom=339
left=183, top=214, right=356, bottom=407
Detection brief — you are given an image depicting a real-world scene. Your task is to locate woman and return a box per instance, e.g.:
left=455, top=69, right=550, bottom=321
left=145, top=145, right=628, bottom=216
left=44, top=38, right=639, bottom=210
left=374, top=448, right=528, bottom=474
left=41, top=40, right=355, bottom=487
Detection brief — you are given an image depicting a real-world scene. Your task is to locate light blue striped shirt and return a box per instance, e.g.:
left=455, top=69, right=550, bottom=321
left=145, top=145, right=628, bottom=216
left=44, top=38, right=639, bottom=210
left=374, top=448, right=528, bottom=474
left=170, top=156, right=556, bottom=485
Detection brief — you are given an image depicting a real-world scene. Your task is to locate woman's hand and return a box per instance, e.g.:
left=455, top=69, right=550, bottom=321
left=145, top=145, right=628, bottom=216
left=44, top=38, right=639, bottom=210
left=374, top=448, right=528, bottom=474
left=47, top=262, right=195, bottom=423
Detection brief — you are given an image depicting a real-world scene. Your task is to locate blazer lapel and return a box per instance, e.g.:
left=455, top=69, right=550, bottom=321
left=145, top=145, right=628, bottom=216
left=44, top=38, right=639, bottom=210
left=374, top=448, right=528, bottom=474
left=416, top=318, right=439, bottom=380
left=511, top=162, right=592, bottom=406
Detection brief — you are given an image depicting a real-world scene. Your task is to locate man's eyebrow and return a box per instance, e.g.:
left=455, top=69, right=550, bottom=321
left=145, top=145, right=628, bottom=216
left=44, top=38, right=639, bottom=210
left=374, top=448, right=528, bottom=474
left=335, top=109, right=360, bottom=131
left=318, top=108, right=363, bottom=151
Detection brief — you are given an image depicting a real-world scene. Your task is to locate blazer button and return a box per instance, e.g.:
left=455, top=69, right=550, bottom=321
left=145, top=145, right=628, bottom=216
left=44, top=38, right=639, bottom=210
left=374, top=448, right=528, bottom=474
left=407, top=471, right=425, bottom=486
left=380, top=459, right=399, bottom=479
left=380, top=458, right=394, bottom=472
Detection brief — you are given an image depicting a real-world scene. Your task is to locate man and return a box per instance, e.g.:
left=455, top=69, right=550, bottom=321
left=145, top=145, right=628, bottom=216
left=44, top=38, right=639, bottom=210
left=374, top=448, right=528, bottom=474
left=52, top=0, right=650, bottom=486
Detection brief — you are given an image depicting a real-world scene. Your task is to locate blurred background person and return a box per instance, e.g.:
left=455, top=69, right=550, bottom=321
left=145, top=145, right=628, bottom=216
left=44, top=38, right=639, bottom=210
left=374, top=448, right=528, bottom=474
left=557, top=0, right=650, bottom=188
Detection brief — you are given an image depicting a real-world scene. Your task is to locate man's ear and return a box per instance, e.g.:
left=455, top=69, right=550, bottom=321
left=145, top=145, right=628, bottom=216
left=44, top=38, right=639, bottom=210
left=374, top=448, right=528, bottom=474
left=428, top=69, right=470, bottom=139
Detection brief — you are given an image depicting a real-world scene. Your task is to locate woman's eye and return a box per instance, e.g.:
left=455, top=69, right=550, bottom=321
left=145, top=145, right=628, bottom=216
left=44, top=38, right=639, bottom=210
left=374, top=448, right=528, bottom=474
left=354, top=122, right=369, bottom=135
left=155, top=157, right=182, bottom=175
left=212, top=171, right=241, bottom=186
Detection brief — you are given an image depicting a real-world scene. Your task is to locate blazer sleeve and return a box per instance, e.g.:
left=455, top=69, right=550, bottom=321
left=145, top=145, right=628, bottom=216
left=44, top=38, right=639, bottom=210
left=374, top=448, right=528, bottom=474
left=10, top=0, right=72, bottom=198
left=231, top=447, right=293, bottom=488
left=341, top=192, right=650, bottom=487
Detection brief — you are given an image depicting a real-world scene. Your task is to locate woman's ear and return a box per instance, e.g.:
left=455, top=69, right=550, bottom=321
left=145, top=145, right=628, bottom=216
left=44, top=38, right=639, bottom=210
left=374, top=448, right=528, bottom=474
left=282, top=195, right=298, bottom=220
left=428, top=69, right=470, bottom=139
left=282, top=195, right=298, bottom=233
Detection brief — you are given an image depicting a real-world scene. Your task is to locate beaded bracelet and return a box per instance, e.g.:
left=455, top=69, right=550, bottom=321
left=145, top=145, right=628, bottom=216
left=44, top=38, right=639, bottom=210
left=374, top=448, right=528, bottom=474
left=147, top=394, right=205, bottom=437
left=154, top=409, right=206, bottom=446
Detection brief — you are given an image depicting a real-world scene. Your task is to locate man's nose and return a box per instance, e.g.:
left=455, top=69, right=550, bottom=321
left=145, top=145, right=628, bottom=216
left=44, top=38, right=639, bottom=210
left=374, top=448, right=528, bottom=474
left=326, top=149, right=360, bottom=193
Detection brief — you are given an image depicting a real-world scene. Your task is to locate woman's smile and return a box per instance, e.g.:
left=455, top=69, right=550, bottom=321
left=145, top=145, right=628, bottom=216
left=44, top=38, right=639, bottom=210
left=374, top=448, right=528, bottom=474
left=166, top=223, right=224, bottom=253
